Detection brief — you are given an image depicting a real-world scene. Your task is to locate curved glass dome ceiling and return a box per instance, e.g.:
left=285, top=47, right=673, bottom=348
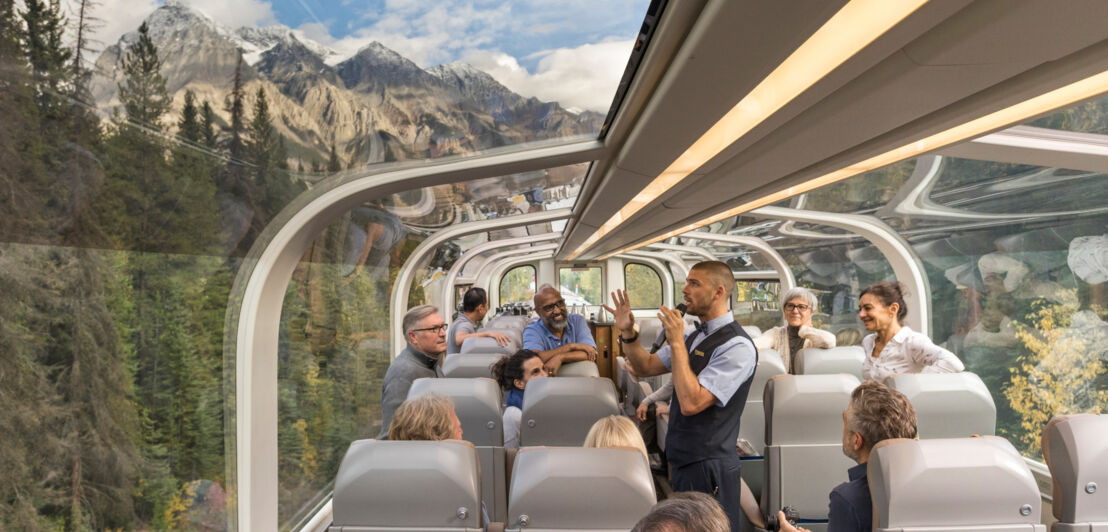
left=87, top=0, right=651, bottom=171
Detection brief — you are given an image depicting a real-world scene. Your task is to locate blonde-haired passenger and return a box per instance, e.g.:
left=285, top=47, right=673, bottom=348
left=754, top=287, right=836, bottom=373
left=584, top=415, right=649, bottom=460
left=387, top=393, right=464, bottom=441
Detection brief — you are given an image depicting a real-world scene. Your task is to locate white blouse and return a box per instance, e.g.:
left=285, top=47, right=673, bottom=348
left=862, top=326, right=965, bottom=382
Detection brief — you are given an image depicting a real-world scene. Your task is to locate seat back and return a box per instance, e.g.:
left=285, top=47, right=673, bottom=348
left=738, top=348, right=786, bottom=500
left=557, top=360, right=600, bottom=377
left=885, top=372, right=996, bottom=438
left=762, top=374, right=860, bottom=522
left=506, top=447, right=656, bottom=531
left=742, top=324, right=763, bottom=338
left=637, top=317, right=664, bottom=351
left=739, top=348, right=786, bottom=454
left=408, top=377, right=504, bottom=446
left=869, top=437, right=1045, bottom=532
left=1042, top=414, right=1108, bottom=531
left=480, top=327, right=522, bottom=349
left=331, top=439, right=483, bottom=531
left=519, top=377, right=620, bottom=446
left=442, top=352, right=506, bottom=379
left=461, top=335, right=515, bottom=355
left=794, top=346, right=865, bottom=379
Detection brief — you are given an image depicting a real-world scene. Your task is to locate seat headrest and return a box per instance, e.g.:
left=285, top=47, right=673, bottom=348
left=885, top=372, right=996, bottom=438
left=479, top=327, right=522, bottom=346
left=508, top=447, right=656, bottom=530
left=519, top=377, right=620, bottom=446
left=750, top=349, right=786, bottom=398
left=442, top=352, right=507, bottom=379
left=332, top=439, right=481, bottom=529
left=408, top=377, right=504, bottom=446
left=741, top=324, right=762, bottom=338
left=764, top=374, right=859, bottom=445
left=556, top=360, right=600, bottom=377
left=1042, top=414, right=1108, bottom=523
left=794, top=346, right=865, bottom=379
left=868, top=437, right=1041, bottom=529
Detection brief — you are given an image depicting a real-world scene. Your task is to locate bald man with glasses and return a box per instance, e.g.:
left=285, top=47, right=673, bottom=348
left=378, top=305, right=447, bottom=439
left=522, top=285, right=598, bottom=375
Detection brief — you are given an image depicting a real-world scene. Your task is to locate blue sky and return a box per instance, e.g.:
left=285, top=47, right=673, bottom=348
left=84, top=0, right=649, bottom=111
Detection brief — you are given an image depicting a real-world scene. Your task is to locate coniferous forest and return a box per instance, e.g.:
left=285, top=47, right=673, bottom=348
left=0, top=1, right=402, bottom=529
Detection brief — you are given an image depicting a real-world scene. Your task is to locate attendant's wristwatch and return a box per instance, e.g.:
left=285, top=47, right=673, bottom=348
left=617, top=323, right=640, bottom=345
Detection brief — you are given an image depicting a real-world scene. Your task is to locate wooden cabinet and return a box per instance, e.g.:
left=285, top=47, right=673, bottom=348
left=588, top=320, right=618, bottom=384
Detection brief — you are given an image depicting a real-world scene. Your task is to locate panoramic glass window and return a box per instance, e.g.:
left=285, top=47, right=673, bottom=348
left=500, top=265, right=537, bottom=306
left=0, top=0, right=650, bottom=527
left=559, top=266, right=603, bottom=306
left=734, top=280, right=783, bottom=332
left=717, top=144, right=1108, bottom=461
left=625, top=262, right=662, bottom=309
left=1029, top=93, right=1108, bottom=134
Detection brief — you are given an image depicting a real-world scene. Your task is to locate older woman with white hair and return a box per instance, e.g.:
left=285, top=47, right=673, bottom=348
left=754, top=287, right=836, bottom=373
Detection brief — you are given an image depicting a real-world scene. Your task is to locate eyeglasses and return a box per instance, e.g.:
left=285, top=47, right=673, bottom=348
left=539, top=299, right=567, bottom=313
left=411, top=323, right=448, bottom=334
left=784, top=303, right=811, bottom=312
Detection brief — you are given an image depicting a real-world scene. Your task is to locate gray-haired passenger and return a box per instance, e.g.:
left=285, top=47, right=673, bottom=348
left=753, top=287, right=835, bottom=372
left=632, top=491, right=730, bottom=532
left=377, top=305, right=446, bottom=439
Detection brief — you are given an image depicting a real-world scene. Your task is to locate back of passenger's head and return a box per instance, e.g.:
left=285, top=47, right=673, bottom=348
left=690, top=261, right=735, bottom=299
left=490, top=349, right=541, bottom=390
left=631, top=491, right=729, bottom=532
left=583, top=415, right=648, bottom=460
left=387, top=394, right=456, bottom=441
left=461, top=287, right=487, bottom=312
left=781, top=286, right=819, bottom=312
left=860, top=282, right=908, bottom=324
left=402, top=304, right=440, bottom=336
left=847, top=381, right=917, bottom=452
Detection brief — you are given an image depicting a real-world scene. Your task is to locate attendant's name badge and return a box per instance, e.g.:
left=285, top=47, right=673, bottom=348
left=693, top=349, right=706, bottom=357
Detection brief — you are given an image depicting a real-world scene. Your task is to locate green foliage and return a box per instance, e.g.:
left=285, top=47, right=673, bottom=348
left=500, top=265, right=536, bottom=305
left=118, top=22, right=168, bottom=127
left=625, top=263, right=662, bottom=308
left=559, top=267, right=602, bottom=305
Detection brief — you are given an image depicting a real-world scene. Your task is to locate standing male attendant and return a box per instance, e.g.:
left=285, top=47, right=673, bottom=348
left=604, top=261, right=757, bottom=532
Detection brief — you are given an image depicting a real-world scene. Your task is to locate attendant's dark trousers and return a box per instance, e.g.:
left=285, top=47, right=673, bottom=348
left=670, top=457, right=744, bottom=531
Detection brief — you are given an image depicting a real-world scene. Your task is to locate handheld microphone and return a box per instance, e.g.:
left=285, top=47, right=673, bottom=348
left=649, top=303, right=687, bottom=354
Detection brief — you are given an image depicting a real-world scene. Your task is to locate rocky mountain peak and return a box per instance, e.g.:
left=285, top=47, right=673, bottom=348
left=122, top=0, right=214, bottom=44
left=337, top=41, right=442, bottom=91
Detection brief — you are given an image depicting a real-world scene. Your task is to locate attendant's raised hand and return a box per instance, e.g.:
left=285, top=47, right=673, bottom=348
left=602, top=289, right=635, bottom=335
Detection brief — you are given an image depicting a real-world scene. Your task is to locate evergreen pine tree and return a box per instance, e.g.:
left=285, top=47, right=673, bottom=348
left=178, top=90, right=201, bottom=143
left=118, top=22, right=167, bottom=128
left=327, top=143, right=341, bottom=173
left=200, top=100, right=217, bottom=149
left=20, top=0, right=70, bottom=121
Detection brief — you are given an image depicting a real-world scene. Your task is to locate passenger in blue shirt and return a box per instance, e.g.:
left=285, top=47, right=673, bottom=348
left=778, top=381, right=918, bottom=532
left=521, top=285, right=598, bottom=375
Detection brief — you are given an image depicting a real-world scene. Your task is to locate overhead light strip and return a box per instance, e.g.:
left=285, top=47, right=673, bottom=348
left=568, top=0, right=929, bottom=259
left=599, top=70, right=1108, bottom=259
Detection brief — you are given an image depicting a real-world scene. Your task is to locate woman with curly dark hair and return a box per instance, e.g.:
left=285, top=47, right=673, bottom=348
left=491, top=349, right=547, bottom=449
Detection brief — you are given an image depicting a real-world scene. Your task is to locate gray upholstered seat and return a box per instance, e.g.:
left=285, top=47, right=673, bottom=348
left=1042, top=414, right=1108, bottom=532
left=794, top=346, right=865, bottom=379
left=442, top=352, right=506, bottom=379
left=461, top=335, right=515, bottom=355
left=557, top=360, right=600, bottom=377
left=741, top=324, right=763, bottom=338
left=478, top=326, right=522, bottom=349
left=331, top=439, right=484, bottom=531
left=407, top=377, right=503, bottom=446
left=868, top=437, right=1045, bottom=532
left=885, top=372, right=996, bottom=438
left=738, top=348, right=786, bottom=499
left=637, top=317, right=664, bottom=351
left=519, top=377, right=620, bottom=446
left=761, top=374, right=860, bottom=526
left=506, top=447, right=656, bottom=531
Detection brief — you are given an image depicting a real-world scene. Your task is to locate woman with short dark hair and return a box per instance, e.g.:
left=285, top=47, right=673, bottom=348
left=858, top=282, right=964, bottom=381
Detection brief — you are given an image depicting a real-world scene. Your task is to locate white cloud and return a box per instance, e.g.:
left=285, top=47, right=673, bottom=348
left=175, top=0, right=278, bottom=29
left=463, top=40, right=634, bottom=113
